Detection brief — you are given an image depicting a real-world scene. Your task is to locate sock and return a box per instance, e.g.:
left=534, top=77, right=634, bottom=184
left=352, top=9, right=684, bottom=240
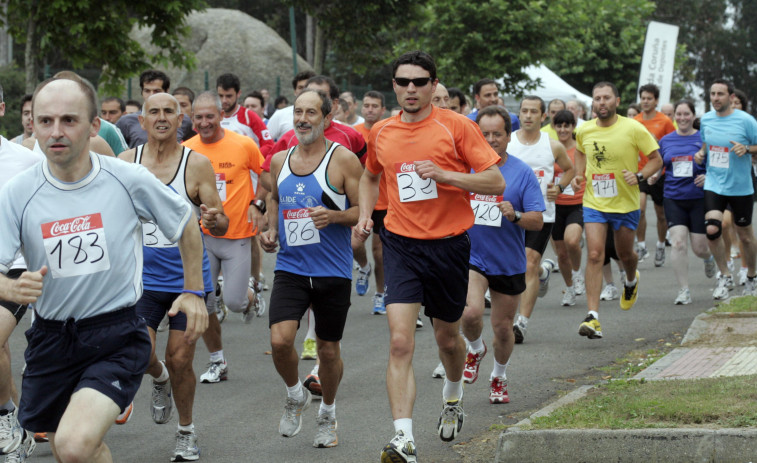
left=625, top=276, right=637, bottom=287
left=286, top=381, right=305, bottom=401
left=491, top=360, right=508, bottom=380
left=443, top=379, right=463, bottom=402
left=305, top=309, right=316, bottom=341
left=468, top=336, right=485, bottom=353
left=519, top=314, right=529, bottom=325
left=209, top=350, right=224, bottom=363
left=393, top=418, right=413, bottom=441
left=656, top=241, right=665, bottom=249
left=638, top=242, right=646, bottom=250
left=588, top=310, right=599, bottom=320
left=0, top=399, right=15, bottom=412
left=375, top=292, right=384, bottom=297
left=539, top=266, right=549, bottom=280
left=359, top=263, right=371, bottom=273
left=319, top=400, right=336, bottom=419
left=311, top=364, right=320, bottom=376
left=178, top=423, right=195, bottom=434
left=155, top=361, right=170, bottom=383
left=572, top=269, right=581, bottom=278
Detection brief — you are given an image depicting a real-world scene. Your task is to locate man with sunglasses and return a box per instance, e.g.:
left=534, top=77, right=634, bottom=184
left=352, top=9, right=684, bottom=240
left=355, top=50, right=505, bottom=463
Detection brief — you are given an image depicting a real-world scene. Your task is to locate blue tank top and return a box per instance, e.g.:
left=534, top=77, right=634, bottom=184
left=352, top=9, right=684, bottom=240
left=275, top=142, right=352, bottom=278
left=136, top=145, right=213, bottom=293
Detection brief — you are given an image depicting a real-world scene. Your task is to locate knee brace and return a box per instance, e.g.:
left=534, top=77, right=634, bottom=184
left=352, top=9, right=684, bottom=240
left=705, top=219, right=722, bottom=241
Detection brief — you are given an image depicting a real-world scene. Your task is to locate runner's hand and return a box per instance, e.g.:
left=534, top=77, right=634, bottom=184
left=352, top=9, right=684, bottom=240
left=169, top=292, right=208, bottom=345
left=353, top=218, right=373, bottom=243
left=307, top=206, right=331, bottom=229
left=260, top=229, right=279, bottom=253
left=10, top=266, right=47, bottom=305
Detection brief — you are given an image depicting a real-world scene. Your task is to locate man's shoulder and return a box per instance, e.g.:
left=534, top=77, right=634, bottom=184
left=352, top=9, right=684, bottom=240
left=116, top=113, right=139, bottom=128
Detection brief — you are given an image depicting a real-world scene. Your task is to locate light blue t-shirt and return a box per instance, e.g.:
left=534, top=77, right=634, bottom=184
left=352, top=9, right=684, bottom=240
left=0, top=152, right=193, bottom=321
left=700, top=109, right=757, bottom=196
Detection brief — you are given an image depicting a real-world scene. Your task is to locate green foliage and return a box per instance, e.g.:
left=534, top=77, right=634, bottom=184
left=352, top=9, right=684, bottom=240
left=0, top=66, right=27, bottom=138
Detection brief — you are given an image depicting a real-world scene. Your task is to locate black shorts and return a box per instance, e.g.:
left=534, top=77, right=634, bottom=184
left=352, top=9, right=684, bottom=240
left=268, top=271, right=351, bottom=342
left=639, top=175, right=665, bottom=206
left=371, top=209, right=387, bottom=234
left=380, top=228, right=470, bottom=323
left=1, top=269, right=28, bottom=324
left=552, top=204, right=583, bottom=241
left=469, top=265, right=526, bottom=296
left=136, top=289, right=211, bottom=332
left=704, top=190, right=754, bottom=227
left=604, top=229, right=618, bottom=265
left=663, top=197, right=705, bottom=234
left=19, top=306, right=151, bottom=432
left=525, top=223, right=554, bottom=255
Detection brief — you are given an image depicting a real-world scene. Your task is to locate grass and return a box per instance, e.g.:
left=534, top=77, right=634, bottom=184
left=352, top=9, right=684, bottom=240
left=597, top=347, right=668, bottom=379
left=524, top=375, right=757, bottom=430
left=711, top=295, right=757, bottom=313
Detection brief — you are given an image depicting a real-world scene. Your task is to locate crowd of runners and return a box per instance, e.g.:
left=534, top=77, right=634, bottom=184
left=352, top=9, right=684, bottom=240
left=0, top=48, right=755, bottom=463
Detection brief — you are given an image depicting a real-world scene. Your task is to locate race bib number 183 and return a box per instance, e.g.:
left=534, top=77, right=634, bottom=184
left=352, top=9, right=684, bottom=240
left=42, top=213, right=111, bottom=279
left=395, top=162, right=438, bottom=203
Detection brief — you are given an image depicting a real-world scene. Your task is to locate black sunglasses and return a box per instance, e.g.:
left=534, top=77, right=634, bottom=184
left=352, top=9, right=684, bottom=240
left=394, top=77, right=433, bottom=87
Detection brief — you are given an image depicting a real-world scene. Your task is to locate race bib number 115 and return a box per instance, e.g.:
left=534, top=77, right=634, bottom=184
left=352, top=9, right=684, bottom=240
left=41, top=213, right=111, bottom=279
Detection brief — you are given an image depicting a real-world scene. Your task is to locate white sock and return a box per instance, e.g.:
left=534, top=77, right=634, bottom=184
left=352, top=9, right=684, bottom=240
left=305, top=309, right=316, bottom=341
left=588, top=310, right=599, bottom=320
left=178, top=423, right=194, bottom=434
left=286, top=381, right=305, bottom=401
left=519, top=314, right=529, bottom=325
left=155, top=361, right=170, bottom=383
left=310, top=364, right=319, bottom=376
left=443, top=379, right=463, bottom=402
left=209, top=350, right=224, bottom=364
left=539, top=266, right=549, bottom=279
left=319, top=400, right=336, bottom=419
left=625, top=276, right=637, bottom=287
left=0, top=399, right=15, bottom=412
left=491, top=360, right=508, bottom=379
left=572, top=269, right=582, bottom=278
left=468, top=336, right=485, bottom=353
left=359, top=263, right=371, bottom=273
left=638, top=242, right=646, bottom=249
left=393, top=418, right=413, bottom=441
left=656, top=241, right=665, bottom=249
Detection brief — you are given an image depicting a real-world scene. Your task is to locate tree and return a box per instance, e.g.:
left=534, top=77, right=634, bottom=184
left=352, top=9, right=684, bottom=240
left=4, top=0, right=208, bottom=93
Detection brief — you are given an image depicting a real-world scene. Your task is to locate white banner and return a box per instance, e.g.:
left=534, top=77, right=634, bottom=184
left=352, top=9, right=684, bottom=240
left=638, top=21, right=679, bottom=107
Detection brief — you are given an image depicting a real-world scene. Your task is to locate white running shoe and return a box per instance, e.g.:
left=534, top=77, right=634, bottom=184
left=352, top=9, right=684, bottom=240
left=600, top=283, right=619, bottom=301
left=743, top=277, right=756, bottom=296
left=674, top=288, right=691, bottom=305
left=0, top=409, right=22, bottom=455
left=437, top=398, right=465, bottom=442
left=561, top=287, right=576, bottom=306
left=381, top=431, right=417, bottom=463
left=151, top=363, right=173, bottom=424
left=313, top=413, right=338, bottom=448
left=432, top=362, right=446, bottom=379
left=513, top=316, right=527, bottom=344
left=279, top=389, right=312, bottom=437
left=654, top=245, right=665, bottom=267
left=200, top=360, right=228, bottom=383
left=171, top=430, right=199, bottom=462
left=637, top=246, right=649, bottom=263
left=573, top=273, right=585, bottom=295
left=739, top=267, right=748, bottom=286
left=713, top=274, right=731, bottom=300
left=538, top=259, right=555, bottom=298
left=4, top=430, right=35, bottom=463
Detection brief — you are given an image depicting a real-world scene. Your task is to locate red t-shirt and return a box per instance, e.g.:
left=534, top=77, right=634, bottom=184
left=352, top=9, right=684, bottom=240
left=262, top=121, right=367, bottom=171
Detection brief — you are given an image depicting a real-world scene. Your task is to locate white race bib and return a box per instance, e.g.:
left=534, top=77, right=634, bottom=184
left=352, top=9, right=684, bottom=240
left=709, top=146, right=730, bottom=169
left=555, top=173, right=575, bottom=195
left=216, top=173, right=227, bottom=201
left=534, top=169, right=545, bottom=186
left=672, top=155, right=693, bottom=178
left=283, top=208, right=320, bottom=247
left=142, top=221, right=176, bottom=248
left=470, top=194, right=503, bottom=227
left=42, top=213, right=111, bottom=279
left=395, top=162, right=438, bottom=203
left=592, top=173, right=618, bottom=198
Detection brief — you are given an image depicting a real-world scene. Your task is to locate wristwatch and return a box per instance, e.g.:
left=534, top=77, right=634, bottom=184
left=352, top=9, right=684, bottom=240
left=512, top=210, right=522, bottom=223
left=636, top=172, right=645, bottom=184
left=250, top=199, right=267, bottom=214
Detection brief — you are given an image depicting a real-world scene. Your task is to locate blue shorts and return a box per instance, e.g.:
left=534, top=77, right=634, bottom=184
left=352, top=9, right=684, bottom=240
left=136, top=289, right=210, bottom=332
left=19, top=307, right=151, bottom=432
left=380, top=228, right=470, bottom=323
left=584, top=207, right=640, bottom=231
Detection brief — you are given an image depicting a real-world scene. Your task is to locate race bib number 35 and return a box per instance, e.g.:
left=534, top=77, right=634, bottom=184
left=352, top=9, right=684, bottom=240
left=283, top=208, right=320, bottom=247
left=41, top=213, right=111, bottom=279
left=216, top=173, right=227, bottom=201
left=395, top=162, right=438, bottom=203
left=592, top=173, right=618, bottom=198
left=470, top=194, right=503, bottom=227
left=709, top=146, right=729, bottom=169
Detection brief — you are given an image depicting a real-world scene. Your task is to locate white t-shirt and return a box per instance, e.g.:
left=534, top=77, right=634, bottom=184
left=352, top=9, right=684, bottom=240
left=267, top=105, right=294, bottom=141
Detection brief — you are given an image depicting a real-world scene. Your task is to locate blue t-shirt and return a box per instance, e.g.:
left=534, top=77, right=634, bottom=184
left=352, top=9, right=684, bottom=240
left=469, top=155, right=545, bottom=276
left=700, top=109, right=757, bottom=196
left=467, top=108, right=521, bottom=131
left=659, top=131, right=706, bottom=200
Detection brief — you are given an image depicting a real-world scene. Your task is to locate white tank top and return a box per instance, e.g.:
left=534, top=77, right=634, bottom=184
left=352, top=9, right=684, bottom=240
left=509, top=131, right=556, bottom=222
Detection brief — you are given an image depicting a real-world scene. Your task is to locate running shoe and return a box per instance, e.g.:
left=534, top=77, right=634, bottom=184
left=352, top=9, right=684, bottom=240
left=416, top=316, right=423, bottom=329
left=258, top=273, right=269, bottom=291
left=725, top=273, right=735, bottom=290
left=600, top=283, right=619, bottom=301
left=674, top=288, right=691, bottom=305
left=484, top=289, right=491, bottom=308
left=538, top=259, right=555, bottom=298
left=4, top=430, right=35, bottom=462
left=157, top=314, right=169, bottom=332
left=462, top=343, right=487, bottom=384
left=513, top=316, right=527, bottom=344
left=561, top=286, right=576, bottom=306
left=704, top=256, right=717, bottom=279
left=215, top=283, right=227, bottom=324
left=637, top=246, right=649, bottom=263
left=573, top=273, right=585, bottom=295
left=437, top=399, right=464, bottom=442
left=578, top=314, right=602, bottom=339
left=489, top=377, right=509, bottom=404
left=743, top=277, right=756, bottom=296
left=151, top=368, right=173, bottom=424
left=739, top=267, right=748, bottom=286
left=731, top=246, right=741, bottom=259
left=620, top=270, right=640, bottom=310
left=279, top=389, right=312, bottom=437
left=380, top=431, right=417, bottom=463
left=432, top=362, right=445, bottom=379
left=313, top=413, right=338, bottom=448
left=171, top=430, right=199, bottom=462
left=114, top=402, right=134, bottom=425
left=301, top=338, right=317, bottom=360
left=241, top=288, right=256, bottom=323
left=373, top=293, right=386, bottom=315
left=32, top=433, right=47, bottom=444
left=654, top=246, right=665, bottom=267
left=200, top=360, right=228, bottom=383
left=356, top=265, right=371, bottom=296
left=0, top=409, right=22, bottom=455
left=713, top=274, right=731, bottom=300
left=727, top=259, right=735, bottom=273
left=304, top=374, right=322, bottom=397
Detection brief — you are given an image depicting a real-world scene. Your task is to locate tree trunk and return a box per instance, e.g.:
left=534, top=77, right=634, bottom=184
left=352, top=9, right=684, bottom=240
left=305, top=14, right=314, bottom=65
left=24, top=0, right=38, bottom=93
left=313, top=22, right=324, bottom=74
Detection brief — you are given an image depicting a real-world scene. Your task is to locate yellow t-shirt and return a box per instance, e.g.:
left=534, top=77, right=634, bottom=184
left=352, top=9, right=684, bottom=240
left=540, top=124, right=558, bottom=140
left=576, top=116, right=659, bottom=213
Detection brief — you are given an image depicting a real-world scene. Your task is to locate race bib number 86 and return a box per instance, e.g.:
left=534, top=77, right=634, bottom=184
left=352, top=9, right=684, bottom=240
left=395, top=162, right=438, bottom=203
left=283, top=208, right=320, bottom=247
left=42, top=213, right=111, bottom=279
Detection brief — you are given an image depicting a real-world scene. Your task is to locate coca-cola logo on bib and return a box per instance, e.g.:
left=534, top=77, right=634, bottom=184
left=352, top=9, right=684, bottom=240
left=592, top=173, right=615, bottom=181
left=471, top=193, right=500, bottom=202
left=283, top=208, right=311, bottom=220
left=41, top=213, right=104, bottom=239
left=395, top=162, right=417, bottom=173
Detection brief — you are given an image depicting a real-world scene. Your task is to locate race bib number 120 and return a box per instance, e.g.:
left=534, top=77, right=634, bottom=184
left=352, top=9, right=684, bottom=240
left=42, top=213, right=111, bottom=279
left=395, top=162, right=438, bottom=203
left=470, top=194, right=503, bottom=227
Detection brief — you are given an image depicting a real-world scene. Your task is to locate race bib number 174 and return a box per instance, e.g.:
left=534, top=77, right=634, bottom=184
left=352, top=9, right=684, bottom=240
left=41, top=213, right=111, bottom=279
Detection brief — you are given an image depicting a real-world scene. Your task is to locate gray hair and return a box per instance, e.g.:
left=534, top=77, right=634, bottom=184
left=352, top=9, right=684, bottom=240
left=192, top=91, right=223, bottom=113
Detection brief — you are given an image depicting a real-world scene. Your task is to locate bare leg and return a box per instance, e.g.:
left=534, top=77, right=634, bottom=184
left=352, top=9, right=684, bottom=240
left=584, top=222, right=608, bottom=313
left=386, top=303, right=421, bottom=420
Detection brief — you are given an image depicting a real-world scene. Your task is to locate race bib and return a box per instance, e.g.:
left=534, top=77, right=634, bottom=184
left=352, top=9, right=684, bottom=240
left=592, top=173, right=617, bottom=198
left=555, top=173, right=575, bottom=195
left=395, top=162, right=438, bottom=203
left=216, top=173, right=227, bottom=201
left=672, top=155, right=693, bottom=177
left=534, top=169, right=545, bottom=186
left=142, top=221, right=176, bottom=248
left=283, top=208, right=320, bottom=247
left=709, top=146, right=729, bottom=169
left=470, top=193, right=503, bottom=227
left=42, top=213, right=111, bottom=279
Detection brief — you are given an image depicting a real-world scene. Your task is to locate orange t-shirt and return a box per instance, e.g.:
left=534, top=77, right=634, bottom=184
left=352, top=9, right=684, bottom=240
left=554, top=146, right=584, bottom=205
left=183, top=130, right=264, bottom=239
left=634, top=112, right=674, bottom=169
left=365, top=106, right=501, bottom=239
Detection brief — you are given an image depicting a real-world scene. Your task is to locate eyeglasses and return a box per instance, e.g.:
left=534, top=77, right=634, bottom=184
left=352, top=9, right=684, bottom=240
left=393, top=77, right=433, bottom=87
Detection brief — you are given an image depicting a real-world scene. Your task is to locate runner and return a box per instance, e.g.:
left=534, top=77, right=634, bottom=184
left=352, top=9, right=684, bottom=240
left=267, top=71, right=316, bottom=141
left=10, top=94, right=33, bottom=144
left=216, top=73, right=274, bottom=158
left=540, top=99, right=566, bottom=140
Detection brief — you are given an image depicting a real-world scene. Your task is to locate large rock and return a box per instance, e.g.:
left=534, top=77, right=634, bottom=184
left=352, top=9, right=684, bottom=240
left=127, top=8, right=311, bottom=101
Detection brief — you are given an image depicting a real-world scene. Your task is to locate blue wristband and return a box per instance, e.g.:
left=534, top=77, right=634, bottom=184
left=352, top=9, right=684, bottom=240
left=182, top=289, right=205, bottom=297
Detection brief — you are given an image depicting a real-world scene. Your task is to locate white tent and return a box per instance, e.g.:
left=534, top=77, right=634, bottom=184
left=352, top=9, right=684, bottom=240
left=501, top=64, right=593, bottom=109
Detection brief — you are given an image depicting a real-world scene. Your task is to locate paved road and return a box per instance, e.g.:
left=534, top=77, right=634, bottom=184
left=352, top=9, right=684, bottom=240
left=8, top=203, right=733, bottom=462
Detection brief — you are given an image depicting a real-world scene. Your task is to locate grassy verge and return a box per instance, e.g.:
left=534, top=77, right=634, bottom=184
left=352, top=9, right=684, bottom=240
left=711, top=295, right=757, bottom=313
left=524, top=375, right=757, bottom=430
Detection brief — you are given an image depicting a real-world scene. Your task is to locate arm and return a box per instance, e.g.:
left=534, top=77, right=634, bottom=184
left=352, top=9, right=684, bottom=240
left=353, top=168, right=381, bottom=243
left=308, top=148, right=363, bottom=229
left=571, top=148, right=586, bottom=191
left=116, top=148, right=136, bottom=163
left=414, top=161, right=505, bottom=195
left=549, top=140, right=574, bottom=201
left=190, top=154, right=228, bottom=236
left=498, top=201, right=543, bottom=231
left=0, top=267, right=47, bottom=305
left=259, top=153, right=284, bottom=253
left=623, top=150, right=663, bottom=185
left=90, top=135, right=115, bottom=157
